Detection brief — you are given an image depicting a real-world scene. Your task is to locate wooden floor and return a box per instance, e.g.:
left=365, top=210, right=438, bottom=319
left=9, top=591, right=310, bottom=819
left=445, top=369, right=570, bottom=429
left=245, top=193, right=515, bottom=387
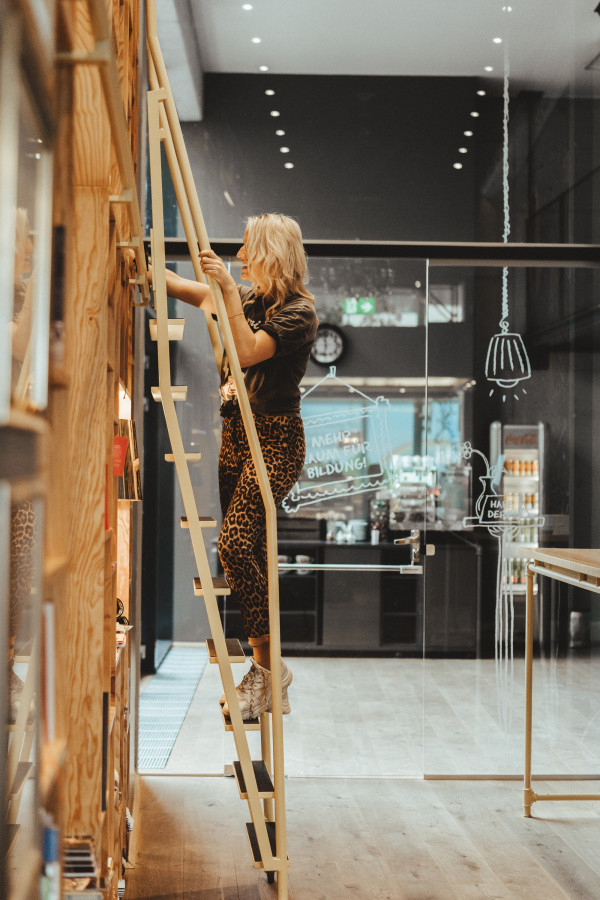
left=148, top=657, right=600, bottom=779
left=129, top=655, right=600, bottom=897
left=125, top=775, right=600, bottom=899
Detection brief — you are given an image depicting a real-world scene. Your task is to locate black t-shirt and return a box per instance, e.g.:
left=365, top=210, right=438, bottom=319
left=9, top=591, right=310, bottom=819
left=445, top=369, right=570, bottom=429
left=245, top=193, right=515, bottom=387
left=220, top=286, right=318, bottom=417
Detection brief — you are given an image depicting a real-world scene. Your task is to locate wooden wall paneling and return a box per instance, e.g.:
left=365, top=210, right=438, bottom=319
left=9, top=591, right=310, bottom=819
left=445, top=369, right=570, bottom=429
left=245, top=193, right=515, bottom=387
left=63, top=183, right=110, bottom=848
left=63, top=5, right=111, bottom=851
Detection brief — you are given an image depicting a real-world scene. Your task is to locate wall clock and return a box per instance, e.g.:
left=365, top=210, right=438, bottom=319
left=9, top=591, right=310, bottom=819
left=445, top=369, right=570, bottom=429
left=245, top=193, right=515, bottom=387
left=310, top=322, right=347, bottom=366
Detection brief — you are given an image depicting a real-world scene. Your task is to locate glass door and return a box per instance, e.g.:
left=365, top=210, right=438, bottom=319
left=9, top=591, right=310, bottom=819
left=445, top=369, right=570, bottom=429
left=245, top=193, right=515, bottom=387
left=275, top=254, right=432, bottom=778
left=154, top=253, right=437, bottom=777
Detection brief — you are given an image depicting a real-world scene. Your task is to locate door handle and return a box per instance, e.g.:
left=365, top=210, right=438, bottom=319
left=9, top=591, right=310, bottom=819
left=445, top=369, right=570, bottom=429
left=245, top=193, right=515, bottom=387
left=393, top=530, right=436, bottom=566
left=394, top=529, right=421, bottom=564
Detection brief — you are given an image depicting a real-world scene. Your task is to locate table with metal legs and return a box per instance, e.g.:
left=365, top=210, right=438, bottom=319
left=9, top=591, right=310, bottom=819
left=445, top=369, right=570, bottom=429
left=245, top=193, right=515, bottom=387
left=523, top=548, right=600, bottom=817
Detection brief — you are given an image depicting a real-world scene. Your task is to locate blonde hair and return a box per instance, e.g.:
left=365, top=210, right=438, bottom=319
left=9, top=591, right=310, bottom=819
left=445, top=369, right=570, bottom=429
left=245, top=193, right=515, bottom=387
left=245, top=213, right=314, bottom=319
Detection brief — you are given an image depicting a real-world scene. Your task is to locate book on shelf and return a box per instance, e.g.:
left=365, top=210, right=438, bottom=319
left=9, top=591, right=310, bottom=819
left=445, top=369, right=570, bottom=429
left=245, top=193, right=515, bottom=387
left=41, top=601, right=56, bottom=744
left=115, top=420, right=141, bottom=501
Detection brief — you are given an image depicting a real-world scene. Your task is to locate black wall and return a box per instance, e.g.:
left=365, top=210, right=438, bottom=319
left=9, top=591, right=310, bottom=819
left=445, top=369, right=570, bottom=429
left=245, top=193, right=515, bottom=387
left=182, top=74, right=499, bottom=242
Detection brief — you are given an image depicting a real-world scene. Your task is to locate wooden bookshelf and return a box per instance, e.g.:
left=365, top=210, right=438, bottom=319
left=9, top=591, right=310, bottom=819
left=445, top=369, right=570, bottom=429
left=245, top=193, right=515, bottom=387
left=1, top=1, right=142, bottom=898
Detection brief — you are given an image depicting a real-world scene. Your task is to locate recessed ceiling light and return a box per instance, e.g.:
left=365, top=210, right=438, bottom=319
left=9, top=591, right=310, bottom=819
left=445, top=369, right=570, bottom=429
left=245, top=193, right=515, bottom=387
left=265, top=89, right=275, bottom=96
left=284, top=162, right=294, bottom=169
left=502, top=5, right=513, bottom=10
left=275, top=129, right=285, bottom=136
left=280, top=146, right=290, bottom=153
left=464, top=130, right=473, bottom=137
left=252, top=36, right=261, bottom=43
left=470, top=111, right=480, bottom=118
left=270, top=110, right=280, bottom=117
left=459, top=147, right=468, bottom=153
left=484, top=66, right=494, bottom=72
left=259, top=65, right=269, bottom=72
left=453, top=162, right=463, bottom=170
left=242, top=3, right=253, bottom=9
left=493, top=37, right=502, bottom=44
left=477, top=90, right=486, bottom=96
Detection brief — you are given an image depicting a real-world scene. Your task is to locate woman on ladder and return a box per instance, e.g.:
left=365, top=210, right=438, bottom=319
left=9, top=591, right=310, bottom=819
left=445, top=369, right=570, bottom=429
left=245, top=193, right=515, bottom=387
left=153, top=213, right=318, bottom=719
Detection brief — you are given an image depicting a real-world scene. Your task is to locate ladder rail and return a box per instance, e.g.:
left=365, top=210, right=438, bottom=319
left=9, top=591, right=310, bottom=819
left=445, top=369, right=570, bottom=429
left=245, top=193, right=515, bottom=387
left=146, top=83, right=287, bottom=885
left=146, top=63, right=224, bottom=373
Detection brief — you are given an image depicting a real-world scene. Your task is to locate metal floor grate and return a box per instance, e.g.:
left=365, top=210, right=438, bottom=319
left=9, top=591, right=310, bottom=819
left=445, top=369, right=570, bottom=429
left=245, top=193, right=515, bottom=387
left=138, top=646, right=208, bottom=768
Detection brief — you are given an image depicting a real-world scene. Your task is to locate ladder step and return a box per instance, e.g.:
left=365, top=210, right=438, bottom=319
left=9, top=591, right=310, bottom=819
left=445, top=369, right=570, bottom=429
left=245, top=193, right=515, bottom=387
left=11, top=761, right=33, bottom=797
left=6, top=824, right=19, bottom=854
left=151, top=385, right=188, bottom=402
left=149, top=318, right=185, bottom=341
left=180, top=516, right=217, bottom=529
left=164, top=452, right=202, bottom=462
left=206, top=638, right=246, bottom=663
left=6, top=719, right=34, bottom=734
left=234, top=761, right=274, bottom=799
left=221, top=705, right=260, bottom=731
left=193, top=575, right=230, bottom=596
left=246, top=821, right=277, bottom=870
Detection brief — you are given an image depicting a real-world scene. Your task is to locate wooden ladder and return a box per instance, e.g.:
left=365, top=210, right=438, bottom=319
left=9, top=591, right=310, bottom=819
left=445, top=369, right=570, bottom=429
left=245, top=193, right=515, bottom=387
left=145, top=4, right=289, bottom=895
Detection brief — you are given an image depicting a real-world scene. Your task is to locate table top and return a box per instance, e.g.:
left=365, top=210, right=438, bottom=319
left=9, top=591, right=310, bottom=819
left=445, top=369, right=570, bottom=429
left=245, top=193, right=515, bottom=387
left=529, top=548, right=600, bottom=580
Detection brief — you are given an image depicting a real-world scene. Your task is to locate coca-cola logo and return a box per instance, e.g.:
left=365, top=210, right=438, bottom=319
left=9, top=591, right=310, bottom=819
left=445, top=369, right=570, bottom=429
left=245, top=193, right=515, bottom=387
left=505, top=433, right=537, bottom=447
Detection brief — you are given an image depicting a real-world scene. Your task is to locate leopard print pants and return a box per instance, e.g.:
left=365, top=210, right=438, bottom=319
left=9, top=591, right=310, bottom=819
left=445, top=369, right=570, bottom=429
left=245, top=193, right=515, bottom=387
left=218, top=413, right=305, bottom=639
left=10, top=500, right=35, bottom=640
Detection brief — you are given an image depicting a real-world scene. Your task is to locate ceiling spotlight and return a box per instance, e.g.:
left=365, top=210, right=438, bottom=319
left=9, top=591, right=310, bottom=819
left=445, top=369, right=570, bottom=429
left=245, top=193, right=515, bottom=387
left=280, top=146, right=290, bottom=153
left=470, top=111, right=480, bottom=117
left=270, top=110, right=280, bottom=117
left=493, top=37, right=502, bottom=43
left=252, top=36, right=262, bottom=43
left=459, top=147, right=468, bottom=153
left=259, top=65, right=269, bottom=71
left=275, top=129, right=285, bottom=136
left=242, top=3, right=253, bottom=9
left=477, top=90, right=486, bottom=96
left=453, top=162, right=463, bottom=169
left=502, top=5, right=513, bottom=11
left=284, top=162, right=294, bottom=169
left=265, top=89, right=275, bottom=96
left=464, top=130, right=473, bottom=136
left=484, top=65, right=494, bottom=72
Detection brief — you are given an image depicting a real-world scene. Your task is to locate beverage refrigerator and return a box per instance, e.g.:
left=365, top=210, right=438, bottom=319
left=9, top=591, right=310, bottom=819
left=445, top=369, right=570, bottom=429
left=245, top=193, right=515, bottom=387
left=490, top=421, right=545, bottom=594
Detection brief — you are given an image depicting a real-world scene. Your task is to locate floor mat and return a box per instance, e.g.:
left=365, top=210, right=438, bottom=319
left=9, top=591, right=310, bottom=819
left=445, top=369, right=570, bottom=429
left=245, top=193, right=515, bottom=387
left=138, top=646, right=208, bottom=769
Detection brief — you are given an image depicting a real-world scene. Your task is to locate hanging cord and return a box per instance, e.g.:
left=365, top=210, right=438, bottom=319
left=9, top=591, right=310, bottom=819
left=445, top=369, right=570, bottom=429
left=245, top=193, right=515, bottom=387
left=500, top=40, right=510, bottom=333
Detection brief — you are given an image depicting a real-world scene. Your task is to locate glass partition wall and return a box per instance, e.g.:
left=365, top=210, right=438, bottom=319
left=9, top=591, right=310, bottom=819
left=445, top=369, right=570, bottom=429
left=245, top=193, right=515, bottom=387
left=144, top=0, right=600, bottom=782
left=149, top=248, right=599, bottom=783
left=422, top=262, right=600, bottom=779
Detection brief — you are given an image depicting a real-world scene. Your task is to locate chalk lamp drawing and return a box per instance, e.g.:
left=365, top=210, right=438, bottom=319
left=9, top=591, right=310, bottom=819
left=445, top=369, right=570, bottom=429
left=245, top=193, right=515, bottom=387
left=485, top=23, right=532, bottom=402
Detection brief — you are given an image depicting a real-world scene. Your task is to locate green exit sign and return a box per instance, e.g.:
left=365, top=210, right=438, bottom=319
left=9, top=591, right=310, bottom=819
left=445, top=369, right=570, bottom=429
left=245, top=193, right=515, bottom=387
left=343, top=296, right=376, bottom=315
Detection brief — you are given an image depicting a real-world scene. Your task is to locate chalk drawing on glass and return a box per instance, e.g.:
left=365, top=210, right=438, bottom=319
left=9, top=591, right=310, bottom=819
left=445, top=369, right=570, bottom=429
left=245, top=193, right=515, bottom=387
left=282, top=366, right=393, bottom=513
left=485, top=34, right=532, bottom=402
left=462, top=441, right=544, bottom=728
